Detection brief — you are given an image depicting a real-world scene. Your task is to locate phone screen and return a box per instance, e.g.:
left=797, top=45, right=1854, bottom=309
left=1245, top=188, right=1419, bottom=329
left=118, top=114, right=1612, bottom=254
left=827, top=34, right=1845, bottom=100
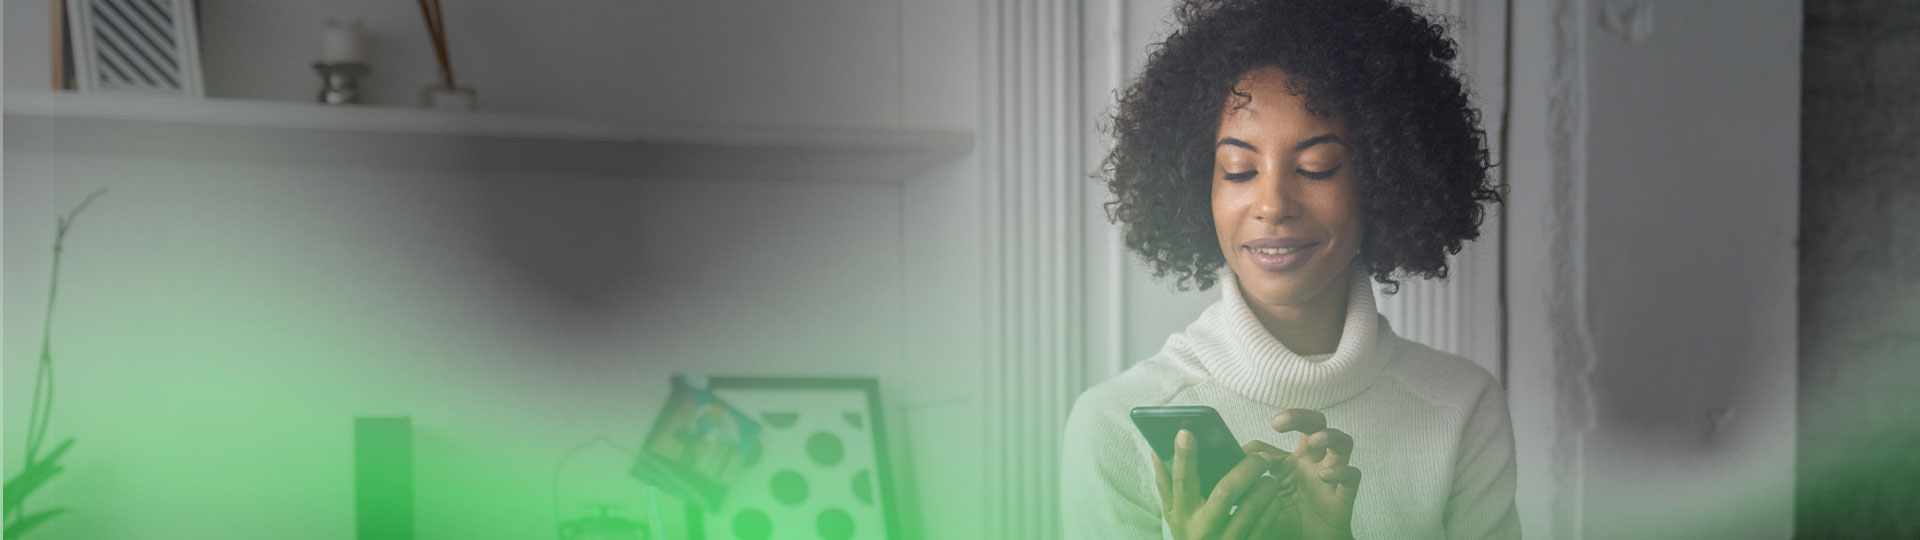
left=1130, top=405, right=1246, bottom=498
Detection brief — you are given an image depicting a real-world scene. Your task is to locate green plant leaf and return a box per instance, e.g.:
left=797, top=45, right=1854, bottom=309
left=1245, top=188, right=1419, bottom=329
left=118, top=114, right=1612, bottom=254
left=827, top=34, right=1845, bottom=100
left=4, top=438, right=74, bottom=513
left=4, top=507, right=70, bottom=540
left=1, top=467, right=63, bottom=516
left=35, top=439, right=75, bottom=469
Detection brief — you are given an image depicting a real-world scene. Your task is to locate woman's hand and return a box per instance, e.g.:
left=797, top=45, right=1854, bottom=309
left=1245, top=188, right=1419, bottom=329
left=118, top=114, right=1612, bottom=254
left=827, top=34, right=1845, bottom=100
left=1151, top=429, right=1293, bottom=539
left=1246, top=409, right=1362, bottom=540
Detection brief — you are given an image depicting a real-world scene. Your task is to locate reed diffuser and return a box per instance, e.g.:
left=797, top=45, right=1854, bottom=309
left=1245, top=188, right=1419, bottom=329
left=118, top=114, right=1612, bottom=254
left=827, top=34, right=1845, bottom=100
left=416, top=0, right=475, bottom=110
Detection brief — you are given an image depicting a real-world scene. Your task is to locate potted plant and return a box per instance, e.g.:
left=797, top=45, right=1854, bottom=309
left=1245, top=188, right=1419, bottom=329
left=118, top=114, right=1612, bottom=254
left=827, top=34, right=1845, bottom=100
left=6, top=190, right=104, bottom=539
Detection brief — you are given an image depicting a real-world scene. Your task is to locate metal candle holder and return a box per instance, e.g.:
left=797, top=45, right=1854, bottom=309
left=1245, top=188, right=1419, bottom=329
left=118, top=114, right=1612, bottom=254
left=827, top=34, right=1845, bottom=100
left=313, top=62, right=371, bottom=105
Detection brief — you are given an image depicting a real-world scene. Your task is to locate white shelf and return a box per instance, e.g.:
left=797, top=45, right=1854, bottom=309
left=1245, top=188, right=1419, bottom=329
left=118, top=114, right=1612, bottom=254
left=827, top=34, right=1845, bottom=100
left=3, top=91, right=974, bottom=183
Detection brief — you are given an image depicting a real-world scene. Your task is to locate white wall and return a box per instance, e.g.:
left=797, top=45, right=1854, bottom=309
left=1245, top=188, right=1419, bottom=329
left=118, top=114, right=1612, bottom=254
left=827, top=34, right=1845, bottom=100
left=1579, top=1, right=1799, bottom=537
left=4, top=0, right=984, bottom=538
left=9, top=0, right=1807, bottom=538
left=4, top=158, right=893, bottom=538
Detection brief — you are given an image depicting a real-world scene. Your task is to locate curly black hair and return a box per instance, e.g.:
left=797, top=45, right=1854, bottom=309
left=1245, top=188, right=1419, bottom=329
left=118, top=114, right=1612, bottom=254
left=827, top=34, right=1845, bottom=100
left=1101, top=0, right=1500, bottom=292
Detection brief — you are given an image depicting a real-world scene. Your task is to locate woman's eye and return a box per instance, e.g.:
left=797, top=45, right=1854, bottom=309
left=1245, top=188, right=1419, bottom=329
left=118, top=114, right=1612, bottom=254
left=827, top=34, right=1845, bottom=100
left=1223, top=170, right=1257, bottom=182
left=1299, top=167, right=1340, bottom=180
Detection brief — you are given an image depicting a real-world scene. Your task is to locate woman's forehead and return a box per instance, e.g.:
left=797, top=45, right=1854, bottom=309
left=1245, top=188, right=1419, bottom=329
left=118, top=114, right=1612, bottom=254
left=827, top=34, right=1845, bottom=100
left=1222, top=68, right=1341, bottom=131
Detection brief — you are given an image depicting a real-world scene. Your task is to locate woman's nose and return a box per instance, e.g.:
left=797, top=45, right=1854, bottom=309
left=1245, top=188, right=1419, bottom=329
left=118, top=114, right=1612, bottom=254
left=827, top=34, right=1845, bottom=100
left=1252, top=177, right=1300, bottom=223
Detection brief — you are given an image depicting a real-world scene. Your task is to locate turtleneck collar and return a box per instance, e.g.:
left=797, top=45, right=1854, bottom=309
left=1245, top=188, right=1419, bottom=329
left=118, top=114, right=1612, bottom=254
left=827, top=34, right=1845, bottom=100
left=1171, top=269, right=1395, bottom=410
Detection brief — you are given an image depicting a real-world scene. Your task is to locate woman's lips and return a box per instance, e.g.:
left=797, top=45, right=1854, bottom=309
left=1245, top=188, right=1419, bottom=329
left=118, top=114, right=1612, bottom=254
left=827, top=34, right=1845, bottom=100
left=1244, top=243, right=1317, bottom=271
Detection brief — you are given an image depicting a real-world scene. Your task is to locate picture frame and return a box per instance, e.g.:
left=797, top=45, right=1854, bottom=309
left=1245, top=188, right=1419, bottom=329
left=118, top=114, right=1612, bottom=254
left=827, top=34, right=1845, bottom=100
left=694, top=377, right=901, bottom=540
left=62, top=0, right=204, bottom=96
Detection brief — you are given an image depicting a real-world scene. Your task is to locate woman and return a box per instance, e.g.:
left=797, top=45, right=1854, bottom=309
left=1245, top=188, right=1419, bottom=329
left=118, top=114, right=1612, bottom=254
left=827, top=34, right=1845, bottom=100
left=1061, top=0, right=1516, bottom=538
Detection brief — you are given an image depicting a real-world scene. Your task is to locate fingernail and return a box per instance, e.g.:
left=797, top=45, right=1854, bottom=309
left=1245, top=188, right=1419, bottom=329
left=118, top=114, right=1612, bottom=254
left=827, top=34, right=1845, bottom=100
left=1177, top=429, right=1193, bottom=449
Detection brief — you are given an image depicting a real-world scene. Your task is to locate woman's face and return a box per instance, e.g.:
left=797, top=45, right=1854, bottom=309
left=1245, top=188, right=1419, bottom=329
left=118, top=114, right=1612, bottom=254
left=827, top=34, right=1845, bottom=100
left=1212, top=66, right=1363, bottom=309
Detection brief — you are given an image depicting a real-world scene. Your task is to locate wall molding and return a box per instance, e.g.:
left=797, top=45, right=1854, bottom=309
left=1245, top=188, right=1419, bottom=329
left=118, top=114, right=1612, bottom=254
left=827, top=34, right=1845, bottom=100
left=1543, top=0, right=1593, bottom=537
left=1505, top=0, right=1592, bottom=537
left=979, top=0, right=1087, bottom=538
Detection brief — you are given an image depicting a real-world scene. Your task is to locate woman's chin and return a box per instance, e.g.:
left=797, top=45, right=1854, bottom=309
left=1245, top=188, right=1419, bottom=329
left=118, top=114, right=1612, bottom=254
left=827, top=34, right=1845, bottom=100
left=1236, top=274, right=1311, bottom=308
left=1234, top=265, right=1344, bottom=310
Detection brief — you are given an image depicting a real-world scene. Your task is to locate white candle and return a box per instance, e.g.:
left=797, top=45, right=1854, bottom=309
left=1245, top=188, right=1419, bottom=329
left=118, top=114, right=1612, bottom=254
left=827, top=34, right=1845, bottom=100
left=320, top=18, right=367, bottom=64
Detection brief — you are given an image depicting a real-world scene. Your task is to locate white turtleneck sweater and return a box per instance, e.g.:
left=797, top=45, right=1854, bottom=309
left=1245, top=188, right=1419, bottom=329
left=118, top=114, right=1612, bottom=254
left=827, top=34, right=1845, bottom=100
left=1061, top=271, right=1519, bottom=539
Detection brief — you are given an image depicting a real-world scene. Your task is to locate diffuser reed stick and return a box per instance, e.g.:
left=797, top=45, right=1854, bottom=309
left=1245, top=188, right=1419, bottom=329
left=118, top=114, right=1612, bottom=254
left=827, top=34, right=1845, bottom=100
left=417, top=0, right=453, bottom=88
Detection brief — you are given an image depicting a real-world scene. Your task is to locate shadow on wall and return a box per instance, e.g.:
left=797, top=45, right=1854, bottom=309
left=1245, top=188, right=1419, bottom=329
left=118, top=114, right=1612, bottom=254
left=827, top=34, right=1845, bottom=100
left=461, top=173, right=657, bottom=318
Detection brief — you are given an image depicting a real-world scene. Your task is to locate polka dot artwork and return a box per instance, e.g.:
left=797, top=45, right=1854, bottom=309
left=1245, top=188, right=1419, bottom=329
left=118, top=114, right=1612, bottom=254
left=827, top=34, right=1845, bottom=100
left=816, top=509, right=854, bottom=540
left=770, top=471, right=809, bottom=506
left=806, top=432, right=844, bottom=467
left=702, top=379, right=896, bottom=540
left=734, top=510, right=773, bottom=540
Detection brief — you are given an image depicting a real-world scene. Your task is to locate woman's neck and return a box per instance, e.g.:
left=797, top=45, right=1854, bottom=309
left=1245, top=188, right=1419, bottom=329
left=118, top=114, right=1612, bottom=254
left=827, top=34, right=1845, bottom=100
left=1241, top=271, right=1351, bottom=357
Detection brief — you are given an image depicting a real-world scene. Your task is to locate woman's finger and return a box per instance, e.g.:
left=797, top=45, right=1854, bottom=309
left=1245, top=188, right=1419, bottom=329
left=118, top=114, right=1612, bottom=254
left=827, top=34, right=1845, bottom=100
left=1273, top=409, right=1330, bottom=462
left=1313, top=435, right=1354, bottom=472
left=1274, top=467, right=1298, bottom=491
left=1306, top=428, right=1355, bottom=459
left=1171, top=429, right=1198, bottom=513
left=1270, top=408, right=1328, bottom=435
left=1241, top=440, right=1291, bottom=478
left=1318, top=462, right=1363, bottom=488
left=1152, top=452, right=1173, bottom=516
left=1193, top=453, right=1272, bottom=536
left=1241, top=440, right=1288, bottom=464
left=1250, top=480, right=1291, bottom=537
left=1219, top=475, right=1279, bottom=539
left=1336, top=466, right=1363, bottom=503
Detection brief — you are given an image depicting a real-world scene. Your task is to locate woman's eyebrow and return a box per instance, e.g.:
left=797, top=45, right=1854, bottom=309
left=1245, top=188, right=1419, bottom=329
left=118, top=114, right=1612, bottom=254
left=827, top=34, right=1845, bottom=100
left=1216, top=134, right=1344, bottom=153
left=1293, top=134, right=1345, bottom=151
left=1216, top=137, right=1259, bottom=152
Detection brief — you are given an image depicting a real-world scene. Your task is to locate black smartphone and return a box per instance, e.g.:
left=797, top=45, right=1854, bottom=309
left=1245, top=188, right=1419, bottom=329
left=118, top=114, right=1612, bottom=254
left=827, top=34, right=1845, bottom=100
left=1130, top=405, right=1246, bottom=498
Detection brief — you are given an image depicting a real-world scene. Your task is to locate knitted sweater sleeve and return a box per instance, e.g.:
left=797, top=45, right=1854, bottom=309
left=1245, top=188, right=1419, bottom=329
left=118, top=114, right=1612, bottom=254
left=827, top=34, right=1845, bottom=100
left=1445, top=381, right=1522, bottom=540
left=1061, top=391, right=1168, bottom=540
